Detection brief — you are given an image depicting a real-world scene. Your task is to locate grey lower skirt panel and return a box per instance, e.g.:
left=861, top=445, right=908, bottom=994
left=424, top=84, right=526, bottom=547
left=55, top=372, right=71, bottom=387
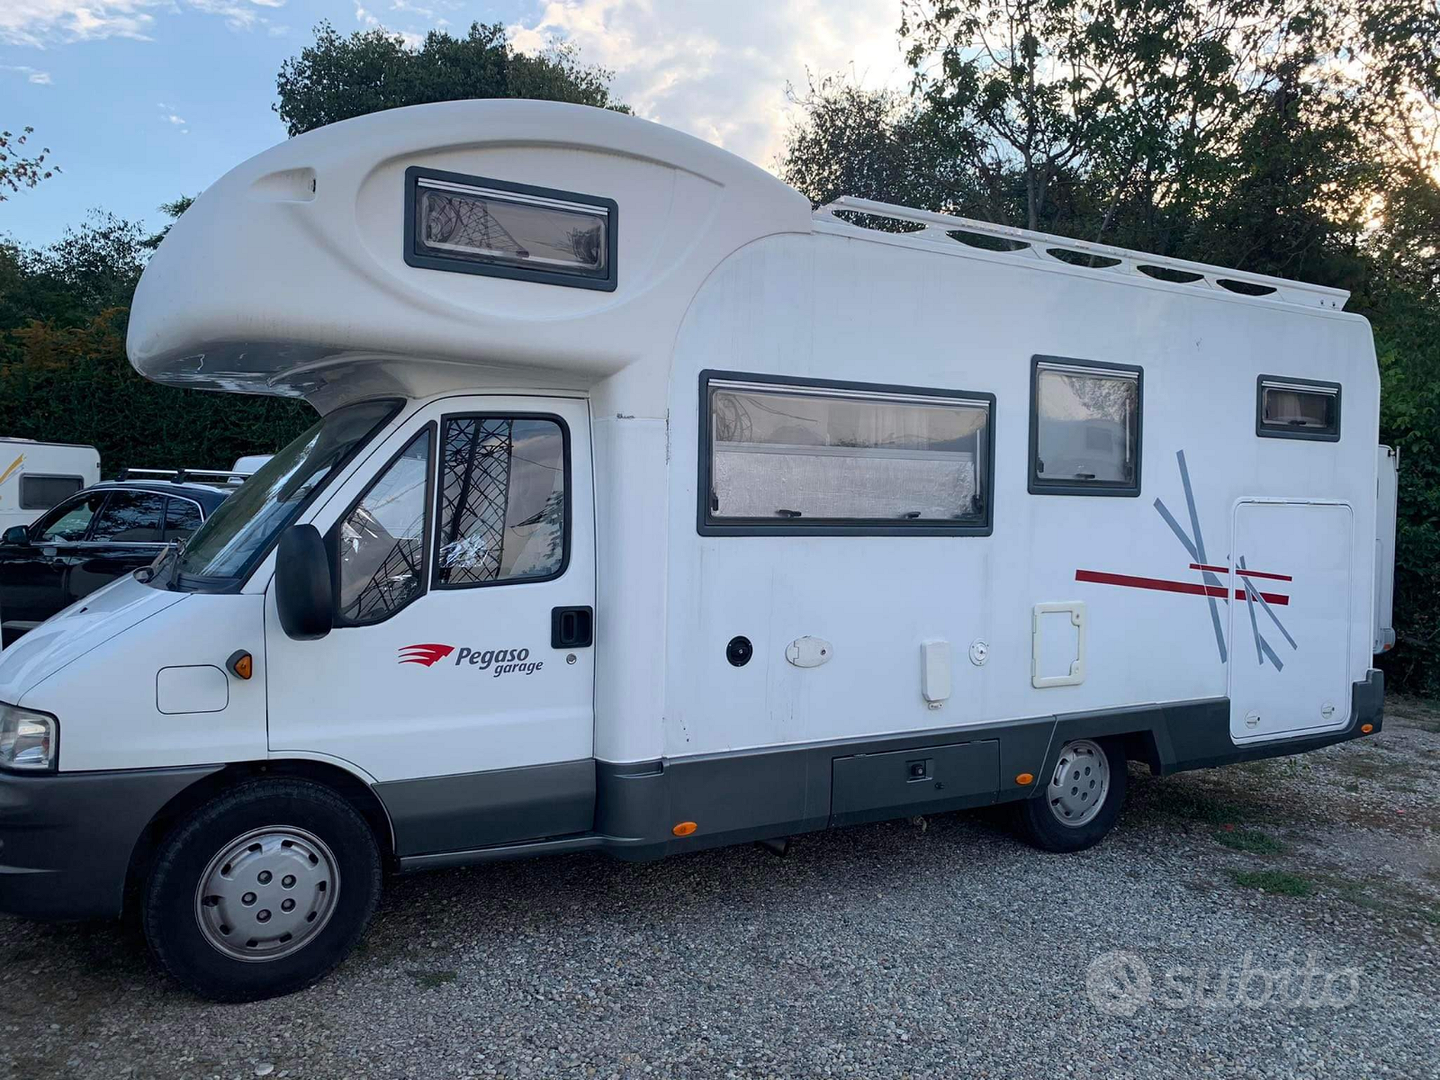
left=391, top=671, right=1383, bottom=870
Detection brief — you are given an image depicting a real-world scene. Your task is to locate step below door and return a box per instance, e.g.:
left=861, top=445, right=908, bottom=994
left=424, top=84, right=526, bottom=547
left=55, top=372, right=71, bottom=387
left=1228, top=500, right=1353, bottom=743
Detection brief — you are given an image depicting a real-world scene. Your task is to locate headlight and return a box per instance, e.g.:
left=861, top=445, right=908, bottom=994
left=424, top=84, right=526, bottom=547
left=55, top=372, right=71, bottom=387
left=0, top=703, right=57, bottom=772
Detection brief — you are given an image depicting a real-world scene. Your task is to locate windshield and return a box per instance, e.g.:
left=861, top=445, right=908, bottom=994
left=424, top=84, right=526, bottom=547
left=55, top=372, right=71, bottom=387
left=172, top=399, right=400, bottom=587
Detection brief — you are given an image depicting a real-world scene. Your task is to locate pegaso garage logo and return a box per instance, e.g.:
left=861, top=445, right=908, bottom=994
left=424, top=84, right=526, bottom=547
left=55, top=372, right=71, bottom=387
left=398, top=643, right=544, bottom=678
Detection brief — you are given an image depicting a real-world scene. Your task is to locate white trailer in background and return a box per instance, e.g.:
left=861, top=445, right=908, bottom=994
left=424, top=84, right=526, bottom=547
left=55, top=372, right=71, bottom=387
left=0, top=439, right=100, bottom=532
left=0, top=101, right=1391, bottom=1001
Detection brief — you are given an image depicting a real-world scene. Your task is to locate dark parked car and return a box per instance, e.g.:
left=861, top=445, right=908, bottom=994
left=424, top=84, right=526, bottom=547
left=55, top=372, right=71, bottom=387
left=0, top=478, right=233, bottom=645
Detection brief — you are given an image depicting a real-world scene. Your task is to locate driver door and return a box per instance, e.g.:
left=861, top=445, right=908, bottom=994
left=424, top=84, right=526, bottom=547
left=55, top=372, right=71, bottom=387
left=0, top=490, right=105, bottom=639
left=265, top=396, right=596, bottom=856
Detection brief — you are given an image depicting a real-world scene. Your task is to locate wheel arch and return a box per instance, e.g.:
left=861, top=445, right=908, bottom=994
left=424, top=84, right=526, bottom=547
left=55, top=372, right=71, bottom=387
left=123, top=758, right=395, bottom=917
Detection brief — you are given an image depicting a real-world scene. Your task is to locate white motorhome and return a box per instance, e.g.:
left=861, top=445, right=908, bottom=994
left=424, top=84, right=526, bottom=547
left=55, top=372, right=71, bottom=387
left=0, top=438, right=100, bottom=532
left=0, top=101, right=1393, bottom=1001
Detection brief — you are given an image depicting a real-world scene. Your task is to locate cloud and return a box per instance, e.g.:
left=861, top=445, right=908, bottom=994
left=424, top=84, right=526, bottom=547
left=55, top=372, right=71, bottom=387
left=1, top=0, right=287, bottom=46
left=507, top=0, right=912, bottom=170
left=157, top=102, right=189, bottom=133
left=1, top=63, right=53, bottom=84
left=353, top=1, right=424, bottom=47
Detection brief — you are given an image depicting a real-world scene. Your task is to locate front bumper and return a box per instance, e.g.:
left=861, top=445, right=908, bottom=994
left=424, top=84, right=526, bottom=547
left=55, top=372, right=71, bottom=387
left=0, top=764, right=219, bottom=921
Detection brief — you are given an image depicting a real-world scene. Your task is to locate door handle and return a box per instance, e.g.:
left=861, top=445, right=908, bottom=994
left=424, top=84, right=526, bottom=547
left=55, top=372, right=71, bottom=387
left=551, top=606, right=594, bottom=649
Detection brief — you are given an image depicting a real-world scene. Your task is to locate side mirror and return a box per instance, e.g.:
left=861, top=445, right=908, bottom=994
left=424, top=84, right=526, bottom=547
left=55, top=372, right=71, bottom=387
left=275, top=524, right=333, bottom=640
left=2, top=526, right=30, bottom=546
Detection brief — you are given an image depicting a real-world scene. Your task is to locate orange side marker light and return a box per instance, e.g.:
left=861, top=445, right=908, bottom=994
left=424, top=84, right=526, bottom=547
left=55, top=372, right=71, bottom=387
left=672, top=821, right=697, bottom=837
left=1360, top=723, right=1374, bottom=734
left=227, top=650, right=253, bottom=680
left=1016, top=773, right=1035, bottom=786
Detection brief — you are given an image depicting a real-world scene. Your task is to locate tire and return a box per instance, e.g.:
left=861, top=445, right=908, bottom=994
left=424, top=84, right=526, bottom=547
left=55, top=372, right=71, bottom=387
left=142, top=778, right=382, bottom=1002
left=1014, top=737, right=1128, bottom=853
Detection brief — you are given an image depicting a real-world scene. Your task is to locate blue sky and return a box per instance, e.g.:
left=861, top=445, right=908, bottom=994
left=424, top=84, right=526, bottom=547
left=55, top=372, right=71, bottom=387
left=2, top=0, right=909, bottom=249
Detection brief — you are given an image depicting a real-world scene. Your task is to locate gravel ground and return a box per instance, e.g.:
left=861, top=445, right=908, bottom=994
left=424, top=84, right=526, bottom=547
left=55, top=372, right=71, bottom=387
left=3, top=699, right=1438, bottom=1080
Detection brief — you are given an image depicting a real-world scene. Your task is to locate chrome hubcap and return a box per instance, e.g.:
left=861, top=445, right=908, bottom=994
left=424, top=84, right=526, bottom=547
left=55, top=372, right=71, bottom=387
left=1047, top=740, right=1110, bottom=828
left=194, top=827, right=340, bottom=962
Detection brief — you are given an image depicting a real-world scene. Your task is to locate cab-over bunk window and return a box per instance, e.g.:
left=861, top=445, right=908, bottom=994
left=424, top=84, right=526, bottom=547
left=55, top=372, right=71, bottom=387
left=1029, top=356, right=1143, bottom=497
left=1256, top=376, right=1340, bottom=441
left=404, top=167, right=618, bottom=292
left=698, top=371, right=995, bottom=536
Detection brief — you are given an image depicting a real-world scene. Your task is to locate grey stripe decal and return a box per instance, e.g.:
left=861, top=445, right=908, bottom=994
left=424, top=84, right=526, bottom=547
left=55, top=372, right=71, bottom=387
left=1240, top=556, right=1264, bottom=664
left=1154, top=449, right=1227, bottom=663
left=1243, top=566, right=1299, bottom=651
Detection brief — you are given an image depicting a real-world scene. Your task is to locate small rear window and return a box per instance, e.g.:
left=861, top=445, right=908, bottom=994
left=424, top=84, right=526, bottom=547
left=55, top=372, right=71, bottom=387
left=19, top=475, right=84, bottom=510
left=1257, top=377, right=1340, bottom=441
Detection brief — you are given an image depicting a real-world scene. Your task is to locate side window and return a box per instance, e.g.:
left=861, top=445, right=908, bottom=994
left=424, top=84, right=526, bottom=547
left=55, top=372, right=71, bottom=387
left=164, top=498, right=204, bottom=542
left=33, top=492, right=106, bottom=543
left=1257, top=376, right=1340, bottom=441
left=1030, top=357, right=1142, bottom=496
left=19, top=475, right=83, bottom=510
left=334, top=428, right=432, bottom=625
left=90, top=490, right=166, bottom=543
left=435, top=416, right=568, bottom=587
left=700, top=372, right=994, bottom=535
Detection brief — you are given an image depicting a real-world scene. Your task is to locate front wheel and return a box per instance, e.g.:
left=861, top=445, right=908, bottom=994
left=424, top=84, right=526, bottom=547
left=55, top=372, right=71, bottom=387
left=142, top=778, right=382, bottom=1002
left=1014, top=738, right=1127, bottom=853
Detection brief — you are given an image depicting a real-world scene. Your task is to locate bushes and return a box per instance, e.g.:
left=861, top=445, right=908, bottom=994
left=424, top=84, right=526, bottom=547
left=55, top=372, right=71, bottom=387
left=0, top=308, right=313, bottom=477
left=1373, top=289, right=1440, bottom=695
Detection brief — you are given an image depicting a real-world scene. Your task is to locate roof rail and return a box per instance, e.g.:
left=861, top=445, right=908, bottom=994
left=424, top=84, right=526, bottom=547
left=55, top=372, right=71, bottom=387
left=814, top=196, right=1349, bottom=311
left=120, top=468, right=254, bottom=483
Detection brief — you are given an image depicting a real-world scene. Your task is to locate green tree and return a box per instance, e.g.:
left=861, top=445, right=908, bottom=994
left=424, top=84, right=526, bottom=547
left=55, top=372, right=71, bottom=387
left=0, top=213, right=313, bottom=475
left=141, top=195, right=196, bottom=251
left=275, top=21, right=626, bottom=137
left=0, top=127, right=56, bottom=200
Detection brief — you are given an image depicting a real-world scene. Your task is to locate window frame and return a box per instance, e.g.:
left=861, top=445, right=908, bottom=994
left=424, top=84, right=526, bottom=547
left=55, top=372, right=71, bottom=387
left=28, top=490, right=104, bottom=544
left=697, top=369, right=997, bottom=537
left=1255, top=374, right=1341, bottom=442
left=18, top=474, right=84, bottom=511
left=327, top=422, right=437, bottom=629
left=1028, top=355, right=1144, bottom=498
left=85, top=488, right=168, bottom=545
left=431, top=412, right=573, bottom=591
left=403, top=166, right=619, bottom=293
left=162, top=495, right=206, bottom=544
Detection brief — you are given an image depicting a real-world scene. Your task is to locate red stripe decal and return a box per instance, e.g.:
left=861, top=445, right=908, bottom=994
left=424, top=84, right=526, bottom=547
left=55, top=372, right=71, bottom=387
left=1188, top=562, right=1293, bottom=583
left=1077, top=569, right=1288, bottom=606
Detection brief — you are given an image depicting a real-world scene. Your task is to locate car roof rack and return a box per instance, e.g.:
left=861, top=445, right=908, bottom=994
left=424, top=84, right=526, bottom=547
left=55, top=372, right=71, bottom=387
left=119, top=468, right=254, bottom=484
left=813, top=196, right=1350, bottom=311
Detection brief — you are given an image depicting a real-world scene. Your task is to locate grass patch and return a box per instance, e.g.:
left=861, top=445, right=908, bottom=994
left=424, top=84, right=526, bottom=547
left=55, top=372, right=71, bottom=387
left=1324, top=876, right=1440, bottom=925
left=1162, top=790, right=1261, bottom=826
left=407, top=969, right=458, bottom=989
left=1213, top=827, right=1288, bottom=855
left=1227, top=869, right=1314, bottom=897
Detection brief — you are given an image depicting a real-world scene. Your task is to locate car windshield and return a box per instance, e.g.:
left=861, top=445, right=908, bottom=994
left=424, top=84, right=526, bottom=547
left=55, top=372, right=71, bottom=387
left=171, top=399, right=400, bottom=588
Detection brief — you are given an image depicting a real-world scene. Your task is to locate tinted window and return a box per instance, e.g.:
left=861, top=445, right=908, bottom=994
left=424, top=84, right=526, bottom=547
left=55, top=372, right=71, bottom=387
left=34, top=492, right=106, bottom=542
left=435, top=417, right=567, bottom=586
left=91, top=491, right=165, bottom=543
left=408, top=169, right=617, bottom=291
left=335, top=429, right=431, bottom=624
left=19, top=475, right=83, bottom=510
left=164, top=498, right=204, bottom=542
left=705, top=378, right=991, bottom=527
left=1031, top=359, right=1141, bottom=495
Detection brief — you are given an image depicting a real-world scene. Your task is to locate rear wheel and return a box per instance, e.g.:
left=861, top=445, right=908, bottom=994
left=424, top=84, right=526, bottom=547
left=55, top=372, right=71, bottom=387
left=1015, top=738, right=1127, bottom=853
left=142, top=778, right=382, bottom=1002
